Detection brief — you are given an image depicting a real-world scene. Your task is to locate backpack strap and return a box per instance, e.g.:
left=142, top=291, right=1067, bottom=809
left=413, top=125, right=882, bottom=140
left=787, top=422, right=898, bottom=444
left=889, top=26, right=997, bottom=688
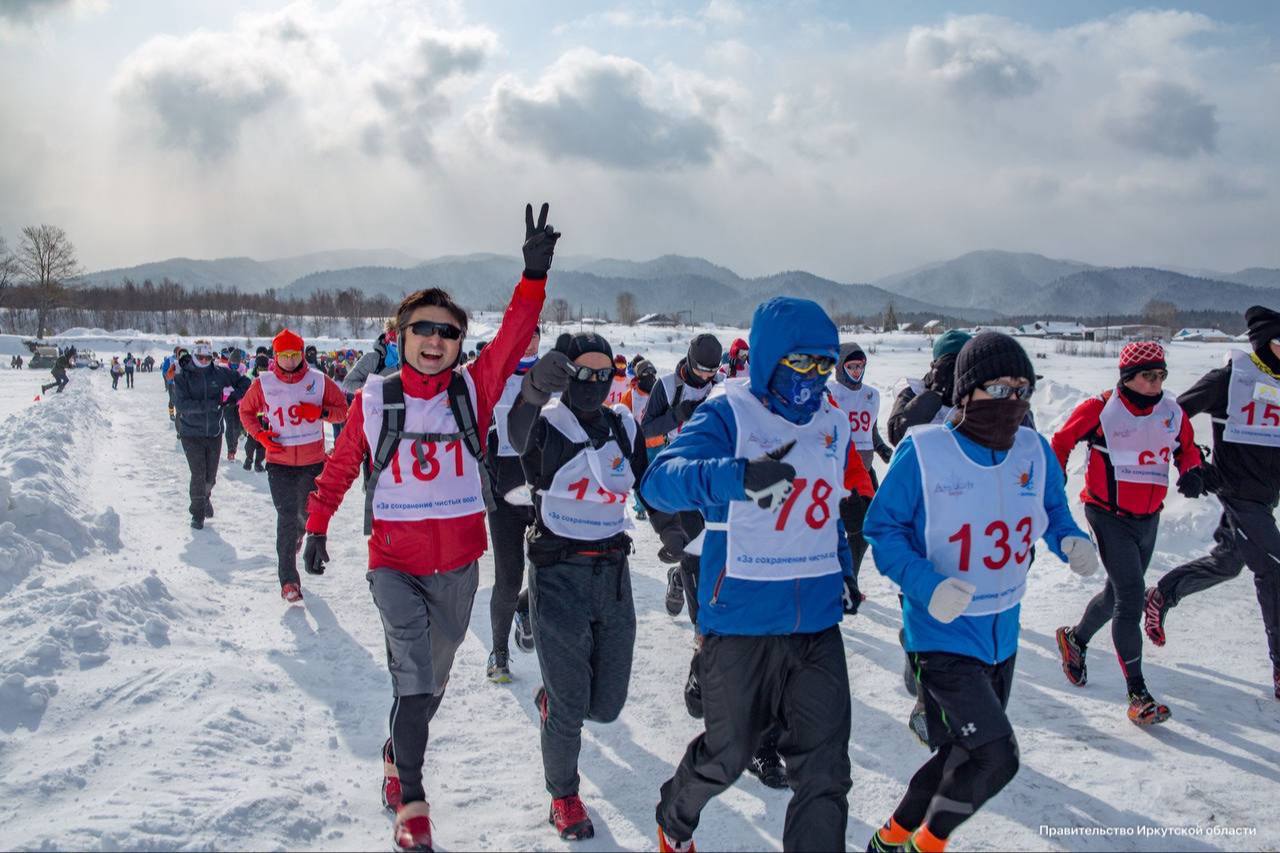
left=364, top=373, right=407, bottom=536
left=447, top=372, right=497, bottom=513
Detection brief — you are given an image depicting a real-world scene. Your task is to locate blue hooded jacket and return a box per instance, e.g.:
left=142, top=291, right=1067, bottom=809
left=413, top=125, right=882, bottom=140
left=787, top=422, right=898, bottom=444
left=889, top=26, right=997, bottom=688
left=863, top=423, right=1087, bottom=663
left=639, top=298, right=854, bottom=636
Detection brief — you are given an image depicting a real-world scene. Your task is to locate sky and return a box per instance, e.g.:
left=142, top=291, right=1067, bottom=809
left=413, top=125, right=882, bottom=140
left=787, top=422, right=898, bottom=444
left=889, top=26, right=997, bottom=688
left=2, top=0, right=1278, bottom=281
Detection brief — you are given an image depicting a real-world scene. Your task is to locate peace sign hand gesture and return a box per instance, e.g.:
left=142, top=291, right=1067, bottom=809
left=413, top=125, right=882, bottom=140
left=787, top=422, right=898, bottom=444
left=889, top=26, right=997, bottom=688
left=522, top=202, right=562, bottom=277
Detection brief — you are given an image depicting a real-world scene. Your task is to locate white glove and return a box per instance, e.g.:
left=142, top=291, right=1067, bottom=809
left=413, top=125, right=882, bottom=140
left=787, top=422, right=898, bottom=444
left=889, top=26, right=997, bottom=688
left=1061, top=536, right=1099, bottom=576
left=927, top=578, right=976, bottom=624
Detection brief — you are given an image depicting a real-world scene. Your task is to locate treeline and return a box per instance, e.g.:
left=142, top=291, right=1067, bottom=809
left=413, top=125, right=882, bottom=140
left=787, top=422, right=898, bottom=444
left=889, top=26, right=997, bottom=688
left=2, top=278, right=398, bottom=337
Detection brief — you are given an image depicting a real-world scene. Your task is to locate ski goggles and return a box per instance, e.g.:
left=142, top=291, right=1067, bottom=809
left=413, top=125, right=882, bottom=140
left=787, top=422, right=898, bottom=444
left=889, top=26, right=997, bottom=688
left=981, top=381, right=1034, bottom=400
left=779, top=353, right=836, bottom=376
left=570, top=365, right=614, bottom=382
left=405, top=320, right=464, bottom=340
left=275, top=349, right=302, bottom=360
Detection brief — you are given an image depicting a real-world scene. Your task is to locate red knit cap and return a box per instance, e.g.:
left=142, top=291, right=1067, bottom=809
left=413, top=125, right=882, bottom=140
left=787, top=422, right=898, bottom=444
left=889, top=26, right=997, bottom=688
left=273, top=328, right=305, bottom=353
left=1119, top=341, right=1166, bottom=379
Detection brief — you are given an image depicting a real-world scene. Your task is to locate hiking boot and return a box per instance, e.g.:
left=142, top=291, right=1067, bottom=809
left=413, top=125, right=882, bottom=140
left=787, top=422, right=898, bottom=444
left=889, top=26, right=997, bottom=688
left=549, top=794, right=594, bottom=841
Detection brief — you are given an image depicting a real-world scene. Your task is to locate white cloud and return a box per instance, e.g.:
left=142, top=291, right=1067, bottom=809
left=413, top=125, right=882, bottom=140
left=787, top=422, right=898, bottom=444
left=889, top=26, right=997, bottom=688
left=904, top=16, right=1045, bottom=98
left=1102, top=74, right=1218, bottom=158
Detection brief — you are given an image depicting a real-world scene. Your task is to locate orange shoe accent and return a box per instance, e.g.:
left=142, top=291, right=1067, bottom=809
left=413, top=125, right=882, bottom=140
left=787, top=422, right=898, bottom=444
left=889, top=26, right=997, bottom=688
left=911, top=825, right=948, bottom=852
left=878, top=817, right=912, bottom=845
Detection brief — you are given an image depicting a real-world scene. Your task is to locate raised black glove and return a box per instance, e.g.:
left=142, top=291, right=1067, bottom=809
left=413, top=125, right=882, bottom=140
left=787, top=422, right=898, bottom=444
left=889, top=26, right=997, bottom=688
left=842, top=575, right=862, bottom=616
left=522, top=202, right=562, bottom=277
left=303, top=534, right=329, bottom=575
left=672, top=399, right=701, bottom=424
left=1177, top=467, right=1206, bottom=499
left=743, top=440, right=797, bottom=510
left=521, top=350, right=575, bottom=405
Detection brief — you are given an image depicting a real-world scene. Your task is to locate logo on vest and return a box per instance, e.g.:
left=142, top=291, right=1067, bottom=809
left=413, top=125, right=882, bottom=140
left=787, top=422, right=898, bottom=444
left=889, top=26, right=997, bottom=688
left=1163, top=414, right=1176, bottom=432
left=610, top=455, right=625, bottom=473
left=305, top=378, right=317, bottom=394
left=934, top=477, right=974, bottom=497
left=1016, top=460, right=1037, bottom=496
left=821, top=429, right=839, bottom=458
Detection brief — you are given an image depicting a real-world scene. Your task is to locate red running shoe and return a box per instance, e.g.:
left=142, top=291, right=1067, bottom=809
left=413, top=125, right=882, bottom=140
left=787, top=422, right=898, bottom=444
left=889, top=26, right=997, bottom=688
left=1143, top=587, right=1168, bottom=646
left=549, top=794, right=594, bottom=840
left=1055, top=627, right=1088, bottom=687
left=381, top=737, right=402, bottom=813
left=393, top=801, right=432, bottom=852
left=280, top=583, right=303, bottom=603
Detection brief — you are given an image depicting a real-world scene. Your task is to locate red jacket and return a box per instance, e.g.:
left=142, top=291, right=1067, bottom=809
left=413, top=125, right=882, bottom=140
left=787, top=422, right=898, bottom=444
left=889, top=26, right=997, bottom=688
left=305, top=275, right=546, bottom=574
left=238, top=364, right=349, bottom=467
left=1050, top=388, right=1201, bottom=517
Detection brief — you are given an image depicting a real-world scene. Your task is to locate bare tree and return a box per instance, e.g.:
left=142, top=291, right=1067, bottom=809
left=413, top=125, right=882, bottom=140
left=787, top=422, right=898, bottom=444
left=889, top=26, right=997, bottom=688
left=547, top=297, right=571, bottom=324
left=616, top=290, right=639, bottom=325
left=16, top=224, right=81, bottom=338
left=0, top=236, right=16, bottom=304
left=1142, top=298, right=1178, bottom=332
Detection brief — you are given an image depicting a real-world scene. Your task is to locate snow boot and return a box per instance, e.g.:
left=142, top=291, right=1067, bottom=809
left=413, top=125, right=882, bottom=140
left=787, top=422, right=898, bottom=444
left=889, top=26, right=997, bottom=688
left=1143, top=586, right=1169, bottom=647
left=746, top=748, right=788, bottom=790
left=658, top=826, right=696, bottom=853
left=549, top=794, right=594, bottom=841
left=242, top=458, right=252, bottom=471
left=381, top=737, right=402, bottom=813
left=1056, top=626, right=1088, bottom=686
left=204, top=500, right=214, bottom=519
left=190, top=514, right=204, bottom=530
left=1127, top=688, right=1171, bottom=726
left=254, top=462, right=266, bottom=473
left=907, top=700, right=929, bottom=747
left=487, top=650, right=512, bottom=684
left=393, top=801, right=433, bottom=852
left=867, top=818, right=913, bottom=852
left=899, top=629, right=917, bottom=697
left=513, top=609, right=535, bottom=653
left=665, top=567, right=685, bottom=617
left=281, top=583, right=303, bottom=603
left=535, top=685, right=549, bottom=728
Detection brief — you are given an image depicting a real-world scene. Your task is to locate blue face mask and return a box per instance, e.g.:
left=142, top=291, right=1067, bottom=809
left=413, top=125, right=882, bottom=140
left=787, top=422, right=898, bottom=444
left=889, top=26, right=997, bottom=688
left=767, top=363, right=827, bottom=424
left=384, top=342, right=400, bottom=369
left=517, top=355, right=538, bottom=374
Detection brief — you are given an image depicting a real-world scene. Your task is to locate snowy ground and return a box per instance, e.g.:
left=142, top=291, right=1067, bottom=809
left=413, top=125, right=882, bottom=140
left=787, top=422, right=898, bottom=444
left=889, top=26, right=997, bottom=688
left=1, top=324, right=1278, bottom=852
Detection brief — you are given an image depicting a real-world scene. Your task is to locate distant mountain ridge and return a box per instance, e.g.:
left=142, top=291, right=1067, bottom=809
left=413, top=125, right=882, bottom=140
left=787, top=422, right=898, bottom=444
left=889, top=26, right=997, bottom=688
left=73, top=247, right=1279, bottom=323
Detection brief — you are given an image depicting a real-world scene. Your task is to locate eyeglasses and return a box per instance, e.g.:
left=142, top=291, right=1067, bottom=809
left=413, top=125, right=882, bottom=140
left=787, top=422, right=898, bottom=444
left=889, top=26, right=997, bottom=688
left=406, top=320, right=463, bottom=341
left=1138, top=369, right=1168, bottom=382
left=276, top=349, right=302, bottom=359
left=570, top=365, right=614, bottom=382
left=982, top=382, right=1034, bottom=400
left=780, top=354, right=836, bottom=375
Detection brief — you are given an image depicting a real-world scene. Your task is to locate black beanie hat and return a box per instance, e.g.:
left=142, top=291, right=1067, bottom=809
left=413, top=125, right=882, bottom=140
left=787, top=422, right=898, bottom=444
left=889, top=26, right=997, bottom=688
left=953, top=332, right=1035, bottom=403
left=1246, top=305, right=1280, bottom=351
left=688, top=333, right=723, bottom=373
left=555, top=332, right=613, bottom=361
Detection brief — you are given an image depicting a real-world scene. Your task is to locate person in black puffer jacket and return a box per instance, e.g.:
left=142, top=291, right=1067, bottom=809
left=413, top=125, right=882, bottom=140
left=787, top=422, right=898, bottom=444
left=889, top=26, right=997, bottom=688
left=173, top=339, right=251, bottom=527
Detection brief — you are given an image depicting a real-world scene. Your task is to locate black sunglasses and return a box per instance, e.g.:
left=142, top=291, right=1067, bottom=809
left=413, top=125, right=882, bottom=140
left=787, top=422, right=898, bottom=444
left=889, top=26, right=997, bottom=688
left=570, top=365, right=614, bottom=382
left=405, top=320, right=463, bottom=341
left=981, top=382, right=1034, bottom=400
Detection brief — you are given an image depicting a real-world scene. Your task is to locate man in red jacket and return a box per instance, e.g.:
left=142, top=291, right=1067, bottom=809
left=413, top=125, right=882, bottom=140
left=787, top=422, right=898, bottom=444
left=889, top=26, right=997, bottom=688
left=300, top=204, right=561, bottom=853
left=1051, top=341, right=1205, bottom=725
left=238, top=328, right=348, bottom=602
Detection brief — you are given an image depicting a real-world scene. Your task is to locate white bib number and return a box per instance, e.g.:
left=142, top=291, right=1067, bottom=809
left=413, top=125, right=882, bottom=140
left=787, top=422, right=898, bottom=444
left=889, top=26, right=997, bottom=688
left=1224, top=351, right=1280, bottom=447
left=1098, top=391, right=1182, bottom=485
left=260, top=366, right=325, bottom=447
left=537, top=401, right=636, bottom=540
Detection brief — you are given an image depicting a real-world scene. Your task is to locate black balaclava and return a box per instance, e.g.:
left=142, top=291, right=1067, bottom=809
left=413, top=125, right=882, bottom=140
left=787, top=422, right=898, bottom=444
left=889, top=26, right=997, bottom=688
left=950, top=332, right=1035, bottom=451
left=556, top=332, right=614, bottom=414
left=305, top=345, right=318, bottom=367
left=836, top=342, right=867, bottom=391
left=1246, top=305, right=1280, bottom=374
left=683, top=334, right=723, bottom=389
left=635, top=359, right=658, bottom=394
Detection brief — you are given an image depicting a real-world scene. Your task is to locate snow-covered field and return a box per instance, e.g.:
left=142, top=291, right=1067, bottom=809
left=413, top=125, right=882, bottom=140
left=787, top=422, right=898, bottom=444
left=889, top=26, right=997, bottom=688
left=2, top=321, right=1278, bottom=852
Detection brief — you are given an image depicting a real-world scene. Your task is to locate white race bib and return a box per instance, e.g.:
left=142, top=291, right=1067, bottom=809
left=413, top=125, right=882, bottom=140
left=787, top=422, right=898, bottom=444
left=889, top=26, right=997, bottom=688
left=490, top=373, right=525, bottom=457
left=724, top=380, right=849, bottom=581
left=1098, top=390, right=1182, bottom=485
left=828, top=381, right=881, bottom=451
left=916, top=425, right=1048, bottom=616
left=259, top=366, right=325, bottom=447
left=1223, top=350, right=1280, bottom=447
left=537, top=401, right=637, bottom=541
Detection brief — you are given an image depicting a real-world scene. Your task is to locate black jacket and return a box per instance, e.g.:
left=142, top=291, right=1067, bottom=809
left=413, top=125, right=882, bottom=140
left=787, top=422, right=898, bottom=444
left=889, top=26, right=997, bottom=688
left=173, top=364, right=250, bottom=439
left=1179, top=362, right=1280, bottom=506
left=508, top=393, right=649, bottom=557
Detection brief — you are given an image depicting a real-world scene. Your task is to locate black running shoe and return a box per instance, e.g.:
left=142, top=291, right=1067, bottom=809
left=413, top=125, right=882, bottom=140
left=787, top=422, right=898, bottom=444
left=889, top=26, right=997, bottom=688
left=513, top=609, right=535, bottom=653
left=665, top=567, right=685, bottom=617
left=746, top=749, right=788, bottom=790
left=907, top=700, right=929, bottom=747
left=1056, top=626, right=1087, bottom=687
left=204, top=500, right=214, bottom=519
left=658, top=545, right=682, bottom=565
left=486, top=649, right=512, bottom=684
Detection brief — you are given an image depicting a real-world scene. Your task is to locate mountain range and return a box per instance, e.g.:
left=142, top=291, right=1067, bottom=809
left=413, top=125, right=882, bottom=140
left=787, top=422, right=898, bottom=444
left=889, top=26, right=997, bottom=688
left=72, top=248, right=1280, bottom=324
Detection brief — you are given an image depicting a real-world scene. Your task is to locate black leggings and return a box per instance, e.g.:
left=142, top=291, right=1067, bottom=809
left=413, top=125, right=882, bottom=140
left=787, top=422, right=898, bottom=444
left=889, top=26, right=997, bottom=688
left=1074, top=504, right=1159, bottom=690
left=488, top=497, right=534, bottom=653
left=387, top=691, right=446, bottom=804
left=893, top=736, right=1020, bottom=839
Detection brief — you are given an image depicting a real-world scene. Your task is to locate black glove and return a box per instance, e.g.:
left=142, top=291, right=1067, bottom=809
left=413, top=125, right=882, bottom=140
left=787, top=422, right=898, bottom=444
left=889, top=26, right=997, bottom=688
left=842, top=575, right=862, bottom=616
left=1199, top=462, right=1223, bottom=494
left=876, top=443, right=893, bottom=465
left=839, top=493, right=867, bottom=535
left=178, top=353, right=192, bottom=368
left=521, top=350, right=574, bottom=405
left=1177, top=466, right=1206, bottom=499
left=743, top=440, right=797, bottom=509
left=672, top=399, right=701, bottom=424
left=303, top=534, right=329, bottom=575
left=522, top=202, right=561, bottom=277
left=926, top=356, right=956, bottom=403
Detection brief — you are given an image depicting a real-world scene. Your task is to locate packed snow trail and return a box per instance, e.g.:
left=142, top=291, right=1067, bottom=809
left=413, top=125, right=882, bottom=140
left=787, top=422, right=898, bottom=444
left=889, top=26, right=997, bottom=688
left=1, top=340, right=1278, bottom=852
